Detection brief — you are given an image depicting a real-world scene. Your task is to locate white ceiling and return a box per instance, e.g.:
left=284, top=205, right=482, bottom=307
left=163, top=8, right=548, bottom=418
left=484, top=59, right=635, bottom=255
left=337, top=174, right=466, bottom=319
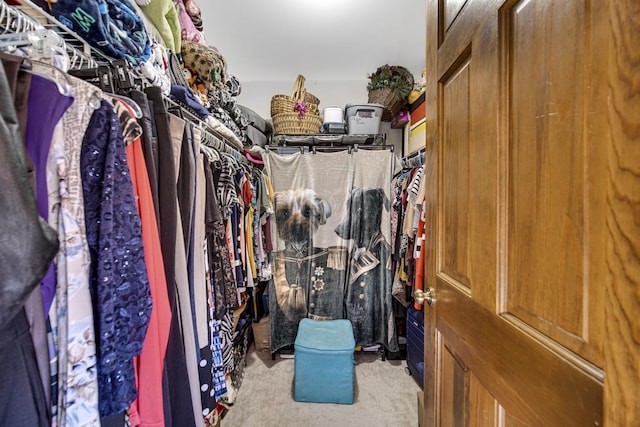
left=199, top=0, right=426, bottom=84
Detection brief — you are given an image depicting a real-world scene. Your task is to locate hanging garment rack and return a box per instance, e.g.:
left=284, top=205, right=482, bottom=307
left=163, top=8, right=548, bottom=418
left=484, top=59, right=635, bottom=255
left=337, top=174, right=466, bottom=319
left=66, top=55, right=252, bottom=167
left=267, top=143, right=395, bottom=156
left=273, top=133, right=386, bottom=147
left=401, top=147, right=424, bottom=169
left=0, top=0, right=97, bottom=69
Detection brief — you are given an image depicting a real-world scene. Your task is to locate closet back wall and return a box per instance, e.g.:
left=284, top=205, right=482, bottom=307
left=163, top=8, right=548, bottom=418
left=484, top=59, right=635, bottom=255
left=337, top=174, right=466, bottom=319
left=199, top=0, right=426, bottom=125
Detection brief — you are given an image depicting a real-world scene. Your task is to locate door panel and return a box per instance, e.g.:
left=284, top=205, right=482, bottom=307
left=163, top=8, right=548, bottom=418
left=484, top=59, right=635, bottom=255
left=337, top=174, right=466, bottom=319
left=468, top=373, right=495, bottom=427
left=441, top=56, right=471, bottom=290
left=442, top=0, right=469, bottom=32
left=505, top=0, right=603, bottom=364
left=503, top=412, right=533, bottom=427
left=437, top=281, right=602, bottom=424
left=439, top=342, right=469, bottom=427
left=423, top=0, right=611, bottom=425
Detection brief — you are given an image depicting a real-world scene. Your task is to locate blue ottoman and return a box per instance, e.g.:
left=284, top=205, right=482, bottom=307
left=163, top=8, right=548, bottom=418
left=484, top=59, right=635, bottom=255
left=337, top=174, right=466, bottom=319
left=294, top=318, right=355, bottom=404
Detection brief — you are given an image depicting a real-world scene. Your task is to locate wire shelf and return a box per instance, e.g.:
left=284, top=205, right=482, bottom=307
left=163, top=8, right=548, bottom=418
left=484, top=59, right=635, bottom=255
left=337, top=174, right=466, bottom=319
left=1, top=0, right=98, bottom=68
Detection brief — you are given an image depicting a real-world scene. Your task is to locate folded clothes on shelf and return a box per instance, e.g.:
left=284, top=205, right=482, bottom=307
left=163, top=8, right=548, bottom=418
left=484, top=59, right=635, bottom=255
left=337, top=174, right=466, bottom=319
left=51, top=0, right=151, bottom=64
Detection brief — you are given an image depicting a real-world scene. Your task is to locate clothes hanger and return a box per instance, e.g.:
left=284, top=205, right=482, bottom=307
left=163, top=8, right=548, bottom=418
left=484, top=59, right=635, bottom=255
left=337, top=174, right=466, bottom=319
left=109, top=60, right=144, bottom=118
left=108, top=93, right=143, bottom=118
left=27, top=58, right=73, bottom=97
left=1, top=7, right=17, bottom=35
left=200, top=143, right=220, bottom=164
left=199, top=130, right=222, bottom=161
left=0, top=3, right=6, bottom=33
left=0, top=31, right=30, bottom=47
left=0, top=27, right=71, bottom=97
left=0, top=29, right=62, bottom=54
left=68, top=47, right=85, bottom=70
left=221, top=152, right=243, bottom=175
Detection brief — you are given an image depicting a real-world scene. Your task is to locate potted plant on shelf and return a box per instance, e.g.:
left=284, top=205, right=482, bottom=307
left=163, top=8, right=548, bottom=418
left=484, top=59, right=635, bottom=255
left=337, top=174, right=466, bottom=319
left=366, top=64, right=414, bottom=121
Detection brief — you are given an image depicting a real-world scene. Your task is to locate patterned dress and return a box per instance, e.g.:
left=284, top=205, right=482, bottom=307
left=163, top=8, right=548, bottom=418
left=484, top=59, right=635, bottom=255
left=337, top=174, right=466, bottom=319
left=81, top=101, right=153, bottom=417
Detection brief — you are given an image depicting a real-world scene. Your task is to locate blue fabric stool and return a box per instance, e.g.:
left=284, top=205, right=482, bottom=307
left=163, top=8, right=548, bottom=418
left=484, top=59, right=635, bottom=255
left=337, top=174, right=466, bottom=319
left=294, top=318, right=355, bottom=404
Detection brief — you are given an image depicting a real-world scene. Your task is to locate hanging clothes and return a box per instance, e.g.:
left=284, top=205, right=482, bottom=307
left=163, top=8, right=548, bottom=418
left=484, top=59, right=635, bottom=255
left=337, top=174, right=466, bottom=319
left=130, top=90, right=161, bottom=223
left=0, top=49, right=55, bottom=427
left=143, top=85, right=197, bottom=427
left=0, top=18, right=274, bottom=426
left=193, top=143, right=225, bottom=426
left=81, top=99, right=153, bottom=417
left=31, top=61, right=104, bottom=427
left=111, top=98, right=172, bottom=427
left=0, top=52, right=51, bottom=417
left=168, top=112, right=205, bottom=427
left=55, top=108, right=100, bottom=423
left=390, top=160, right=427, bottom=311
left=24, top=73, right=74, bottom=315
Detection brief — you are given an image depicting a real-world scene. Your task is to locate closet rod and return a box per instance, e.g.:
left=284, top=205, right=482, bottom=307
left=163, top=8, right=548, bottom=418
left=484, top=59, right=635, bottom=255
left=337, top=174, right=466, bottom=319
left=401, top=146, right=425, bottom=168
left=403, top=146, right=425, bottom=160
left=267, top=144, right=395, bottom=155
left=164, top=96, right=251, bottom=167
left=200, top=128, right=251, bottom=168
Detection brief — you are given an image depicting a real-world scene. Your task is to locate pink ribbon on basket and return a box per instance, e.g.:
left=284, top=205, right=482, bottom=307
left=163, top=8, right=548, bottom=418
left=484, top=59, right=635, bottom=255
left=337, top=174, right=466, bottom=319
left=294, top=100, right=308, bottom=120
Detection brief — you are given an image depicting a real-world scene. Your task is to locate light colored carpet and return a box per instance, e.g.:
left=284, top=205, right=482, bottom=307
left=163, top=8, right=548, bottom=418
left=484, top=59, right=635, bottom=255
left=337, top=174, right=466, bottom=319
left=221, top=345, right=421, bottom=427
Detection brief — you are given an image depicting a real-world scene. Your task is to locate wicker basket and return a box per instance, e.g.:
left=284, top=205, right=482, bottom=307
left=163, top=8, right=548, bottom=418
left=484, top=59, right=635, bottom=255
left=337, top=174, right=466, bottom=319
left=272, top=112, right=322, bottom=135
left=304, top=91, right=320, bottom=106
left=270, top=96, right=319, bottom=117
left=270, top=75, right=319, bottom=117
left=368, top=87, right=405, bottom=121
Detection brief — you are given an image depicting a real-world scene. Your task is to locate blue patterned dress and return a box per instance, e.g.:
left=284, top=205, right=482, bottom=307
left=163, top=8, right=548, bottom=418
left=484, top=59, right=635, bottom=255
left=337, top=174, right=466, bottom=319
left=80, top=100, right=153, bottom=417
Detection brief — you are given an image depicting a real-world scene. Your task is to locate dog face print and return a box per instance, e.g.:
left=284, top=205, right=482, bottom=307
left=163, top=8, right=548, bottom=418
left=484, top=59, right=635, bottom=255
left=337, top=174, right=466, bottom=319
left=335, top=187, right=390, bottom=249
left=274, top=189, right=332, bottom=250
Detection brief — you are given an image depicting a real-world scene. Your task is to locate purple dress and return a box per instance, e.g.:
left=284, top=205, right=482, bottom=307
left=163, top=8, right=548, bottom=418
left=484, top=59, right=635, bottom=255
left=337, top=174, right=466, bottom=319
left=24, top=74, right=74, bottom=316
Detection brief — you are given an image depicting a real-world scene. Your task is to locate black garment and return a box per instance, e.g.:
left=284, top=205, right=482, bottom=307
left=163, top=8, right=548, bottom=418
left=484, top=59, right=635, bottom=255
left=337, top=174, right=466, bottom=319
left=176, top=120, right=198, bottom=340
left=177, top=121, right=196, bottom=252
left=0, top=53, right=58, bottom=330
left=130, top=89, right=160, bottom=225
left=0, top=52, right=32, bottom=142
left=1, top=53, right=51, bottom=413
left=100, top=411, right=125, bottom=427
left=0, top=310, right=49, bottom=427
left=144, top=86, right=197, bottom=427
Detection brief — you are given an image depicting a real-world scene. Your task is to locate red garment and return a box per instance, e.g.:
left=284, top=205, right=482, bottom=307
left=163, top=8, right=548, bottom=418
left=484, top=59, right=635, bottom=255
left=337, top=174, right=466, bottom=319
left=123, top=103, right=172, bottom=427
left=243, top=172, right=253, bottom=204
left=414, top=201, right=426, bottom=311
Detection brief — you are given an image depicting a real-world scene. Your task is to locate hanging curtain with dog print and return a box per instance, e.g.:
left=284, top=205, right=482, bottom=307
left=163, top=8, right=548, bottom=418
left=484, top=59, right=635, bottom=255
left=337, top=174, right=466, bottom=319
left=265, top=149, right=399, bottom=354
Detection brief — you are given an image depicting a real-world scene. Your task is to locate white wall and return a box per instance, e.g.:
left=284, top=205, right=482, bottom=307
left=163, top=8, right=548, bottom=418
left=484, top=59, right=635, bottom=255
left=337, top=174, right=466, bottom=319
left=200, top=0, right=426, bottom=83
left=198, top=0, right=425, bottom=155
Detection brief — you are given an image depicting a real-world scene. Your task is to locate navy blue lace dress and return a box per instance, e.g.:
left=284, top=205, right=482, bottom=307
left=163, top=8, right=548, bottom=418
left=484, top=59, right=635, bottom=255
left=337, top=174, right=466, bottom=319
left=81, top=100, right=153, bottom=417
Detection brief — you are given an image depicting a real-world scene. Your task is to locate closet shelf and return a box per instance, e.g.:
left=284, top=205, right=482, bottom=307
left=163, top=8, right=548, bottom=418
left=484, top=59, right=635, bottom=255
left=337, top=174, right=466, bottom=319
left=272, top=133, right=386, bottom=147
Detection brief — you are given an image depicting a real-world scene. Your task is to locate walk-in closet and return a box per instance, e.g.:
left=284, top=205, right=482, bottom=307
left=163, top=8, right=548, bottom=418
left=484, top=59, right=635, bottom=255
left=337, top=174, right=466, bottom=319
left=1, top=0, right=638, bottom=426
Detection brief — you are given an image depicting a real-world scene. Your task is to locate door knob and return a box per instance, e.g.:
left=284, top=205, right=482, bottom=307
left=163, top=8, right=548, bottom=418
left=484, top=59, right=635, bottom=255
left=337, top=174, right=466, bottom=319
left=413, top=287, right=434, bottom=306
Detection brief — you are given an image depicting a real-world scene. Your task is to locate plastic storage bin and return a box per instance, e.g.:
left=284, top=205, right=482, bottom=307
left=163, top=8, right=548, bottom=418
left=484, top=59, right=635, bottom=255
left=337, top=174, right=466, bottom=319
left=345, top=103, right=384, bottom=135
left=406, top=305, right=424, bottom=388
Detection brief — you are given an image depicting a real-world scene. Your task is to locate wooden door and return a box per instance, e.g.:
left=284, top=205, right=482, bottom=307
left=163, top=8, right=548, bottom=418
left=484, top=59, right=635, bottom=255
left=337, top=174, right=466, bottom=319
left=421, top=0, right=640, bottom=425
